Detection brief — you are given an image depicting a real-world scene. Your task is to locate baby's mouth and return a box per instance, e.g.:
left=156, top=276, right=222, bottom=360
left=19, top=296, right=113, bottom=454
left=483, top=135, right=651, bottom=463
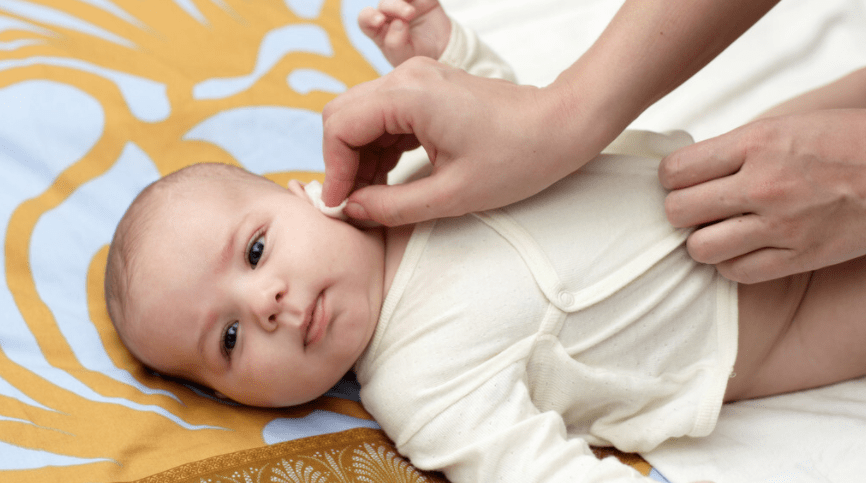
left=304, top=291, right=326, bottom=347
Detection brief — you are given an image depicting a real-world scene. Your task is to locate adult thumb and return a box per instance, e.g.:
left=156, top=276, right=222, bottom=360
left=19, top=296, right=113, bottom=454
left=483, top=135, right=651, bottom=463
left=345, top=175, right=460, bottom=227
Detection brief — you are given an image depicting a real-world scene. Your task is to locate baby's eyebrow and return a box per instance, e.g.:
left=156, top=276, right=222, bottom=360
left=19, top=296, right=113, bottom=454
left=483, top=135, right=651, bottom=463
left=217, top=213, right=250, bottom=271
left=197, top=310, right=220, bottom=361
left=218, top=231, right=235, bottom=269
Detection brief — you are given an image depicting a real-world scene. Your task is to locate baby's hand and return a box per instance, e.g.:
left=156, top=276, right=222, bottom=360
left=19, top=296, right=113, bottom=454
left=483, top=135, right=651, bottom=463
left=359, top=0, right=451, bottom=67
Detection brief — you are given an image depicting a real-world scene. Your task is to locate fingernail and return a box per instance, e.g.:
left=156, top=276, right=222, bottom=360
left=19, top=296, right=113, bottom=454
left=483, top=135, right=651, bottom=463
left=346, top=201, right=369, bottom=220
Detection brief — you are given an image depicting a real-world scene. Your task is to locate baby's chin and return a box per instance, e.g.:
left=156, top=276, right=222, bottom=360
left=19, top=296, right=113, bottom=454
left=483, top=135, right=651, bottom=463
left=236, top=383, right=335, bottom=408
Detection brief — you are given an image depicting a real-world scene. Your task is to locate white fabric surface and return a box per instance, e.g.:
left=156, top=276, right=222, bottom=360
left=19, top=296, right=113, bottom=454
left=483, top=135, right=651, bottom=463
left=437, top=0, right=866, bottom=482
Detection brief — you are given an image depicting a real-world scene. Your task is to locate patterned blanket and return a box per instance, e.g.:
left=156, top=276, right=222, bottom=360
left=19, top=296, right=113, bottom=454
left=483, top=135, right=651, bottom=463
left=0, top=0, right=652, bottom=481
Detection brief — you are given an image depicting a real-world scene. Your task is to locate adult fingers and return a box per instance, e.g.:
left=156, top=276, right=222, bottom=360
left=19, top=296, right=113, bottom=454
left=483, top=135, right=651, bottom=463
left=715, top=247, right=798, bottom=285
left=367, top=135, right=422, bottom=188
left=684, top=213, right=776, bottom=265
left=345, top=170, right=462, bottom=226
left=321, top=83, right=396, bottom=207
left=664, top=173, right=752, bottom=228
left=323, top=60, right=444, bottom=206
left=687, top=215, right=803, bottom=284
left=321, top=75, right=382, bottom=123
left=659, top=133, right=746, bottom=190
left=352, top=139, right=406, bottom=190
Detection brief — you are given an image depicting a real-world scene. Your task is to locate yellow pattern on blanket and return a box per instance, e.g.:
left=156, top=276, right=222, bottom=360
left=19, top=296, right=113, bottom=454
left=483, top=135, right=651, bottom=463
left=0, top=1, right=388, bottom=482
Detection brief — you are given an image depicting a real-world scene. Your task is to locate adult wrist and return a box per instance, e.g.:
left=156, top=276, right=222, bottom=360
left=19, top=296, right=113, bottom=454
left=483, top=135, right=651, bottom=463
left=535, top=62, right=634, bottom=175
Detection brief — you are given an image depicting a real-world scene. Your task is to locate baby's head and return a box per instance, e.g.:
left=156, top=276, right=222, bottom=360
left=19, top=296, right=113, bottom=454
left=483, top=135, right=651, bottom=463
left=105, top=163, right=385, bottom=407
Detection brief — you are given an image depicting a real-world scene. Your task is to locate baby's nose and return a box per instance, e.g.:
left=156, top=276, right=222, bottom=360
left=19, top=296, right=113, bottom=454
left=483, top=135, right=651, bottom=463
left=251, top=281, right=286, bottom=330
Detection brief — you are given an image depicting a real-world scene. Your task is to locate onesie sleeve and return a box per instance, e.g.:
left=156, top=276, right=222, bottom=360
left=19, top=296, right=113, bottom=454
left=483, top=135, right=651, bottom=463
left=438, top=17, right=517, bottom=83
left=368, top=364, right=655, bottom=483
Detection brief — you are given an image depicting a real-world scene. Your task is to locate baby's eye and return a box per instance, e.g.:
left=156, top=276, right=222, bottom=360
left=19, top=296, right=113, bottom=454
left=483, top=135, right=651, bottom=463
left=247, top=234, right=265, bottom=268
left=222, top=321, right=238, bottom=358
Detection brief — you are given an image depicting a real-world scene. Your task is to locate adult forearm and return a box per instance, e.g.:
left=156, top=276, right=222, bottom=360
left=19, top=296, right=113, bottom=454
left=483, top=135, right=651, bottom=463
left=541, top=0, right=781, bottom=164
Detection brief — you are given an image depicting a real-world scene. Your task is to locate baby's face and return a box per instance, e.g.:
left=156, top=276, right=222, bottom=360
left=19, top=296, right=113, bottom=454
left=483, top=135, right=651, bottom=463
left=127, top=176, right=385, bottom=407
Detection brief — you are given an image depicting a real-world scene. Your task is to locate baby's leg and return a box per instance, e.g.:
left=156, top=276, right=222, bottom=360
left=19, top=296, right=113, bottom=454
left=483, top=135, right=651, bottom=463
left=726, top=257, right=866, bottom=401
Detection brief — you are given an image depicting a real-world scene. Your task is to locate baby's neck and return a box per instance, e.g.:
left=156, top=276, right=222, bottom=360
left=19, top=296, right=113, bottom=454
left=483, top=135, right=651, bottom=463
left=382, top=224, right=414, bottom=296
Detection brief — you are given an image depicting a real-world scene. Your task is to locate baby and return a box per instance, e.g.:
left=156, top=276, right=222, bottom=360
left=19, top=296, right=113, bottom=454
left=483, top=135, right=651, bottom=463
left=105, top=1, right=866, bottom=482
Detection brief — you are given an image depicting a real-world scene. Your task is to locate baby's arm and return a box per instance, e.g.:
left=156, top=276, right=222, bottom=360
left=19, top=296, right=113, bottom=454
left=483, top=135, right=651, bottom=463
left=359, top=0, right=516, bottom=82
left=363, top=366, right=658, bottom=483
left=359, top=0, right=451, bottom=67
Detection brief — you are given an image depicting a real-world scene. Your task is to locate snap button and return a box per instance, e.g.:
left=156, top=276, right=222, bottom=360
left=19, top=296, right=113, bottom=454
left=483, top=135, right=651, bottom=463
left=558, top=291, right=574, bottom=307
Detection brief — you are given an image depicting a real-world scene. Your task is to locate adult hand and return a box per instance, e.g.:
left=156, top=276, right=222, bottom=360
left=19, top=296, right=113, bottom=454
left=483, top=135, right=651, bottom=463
left=660, top=109, right=866, bottom=284
left=323, top=0, right=779, bottom=226
left=321, top=57, right=609, bottom=226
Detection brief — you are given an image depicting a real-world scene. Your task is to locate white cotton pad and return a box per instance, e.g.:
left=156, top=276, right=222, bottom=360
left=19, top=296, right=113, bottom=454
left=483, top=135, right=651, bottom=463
left=303, top=180, right=348, bottom=220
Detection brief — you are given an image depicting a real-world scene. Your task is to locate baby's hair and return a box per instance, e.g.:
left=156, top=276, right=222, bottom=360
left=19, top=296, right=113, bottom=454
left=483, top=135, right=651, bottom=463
left=104, top=163, right=272, bottom=358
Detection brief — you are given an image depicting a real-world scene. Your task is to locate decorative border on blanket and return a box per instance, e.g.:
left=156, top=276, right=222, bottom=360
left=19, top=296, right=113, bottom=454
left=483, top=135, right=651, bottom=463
left=124, top=427, right=447, bottom=483
left=123, top=427, right=651, bottom=483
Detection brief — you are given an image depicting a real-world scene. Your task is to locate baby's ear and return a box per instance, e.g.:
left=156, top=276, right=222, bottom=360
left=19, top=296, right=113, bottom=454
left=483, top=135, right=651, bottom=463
left=286, top=179, right=311, bottom=201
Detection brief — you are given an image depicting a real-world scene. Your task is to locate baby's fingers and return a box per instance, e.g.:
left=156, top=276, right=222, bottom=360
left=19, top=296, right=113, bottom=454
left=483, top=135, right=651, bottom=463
left=379, top=19, right=416, bottom=65
left=376, top=0, right=416, bottom=21
left=358, top=7, right=387, bottom=40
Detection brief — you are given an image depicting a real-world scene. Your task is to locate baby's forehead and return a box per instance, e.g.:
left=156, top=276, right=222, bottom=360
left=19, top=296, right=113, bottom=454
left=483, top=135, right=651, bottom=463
left=132, top=165, right=271, bottom=244
left=160, top=163, right=272, bottom=194
left=150, top=169, right=266, bottom=214
left=165, top=167, right=252, bottom=196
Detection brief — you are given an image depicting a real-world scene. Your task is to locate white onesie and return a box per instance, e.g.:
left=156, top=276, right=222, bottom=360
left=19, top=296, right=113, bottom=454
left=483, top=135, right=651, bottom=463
left=355, top=130, right=738, bottom=483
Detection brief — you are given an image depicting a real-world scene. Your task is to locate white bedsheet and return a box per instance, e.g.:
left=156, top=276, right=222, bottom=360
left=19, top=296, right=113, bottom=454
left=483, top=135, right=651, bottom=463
left=440, top=0, right=866, bottom=482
